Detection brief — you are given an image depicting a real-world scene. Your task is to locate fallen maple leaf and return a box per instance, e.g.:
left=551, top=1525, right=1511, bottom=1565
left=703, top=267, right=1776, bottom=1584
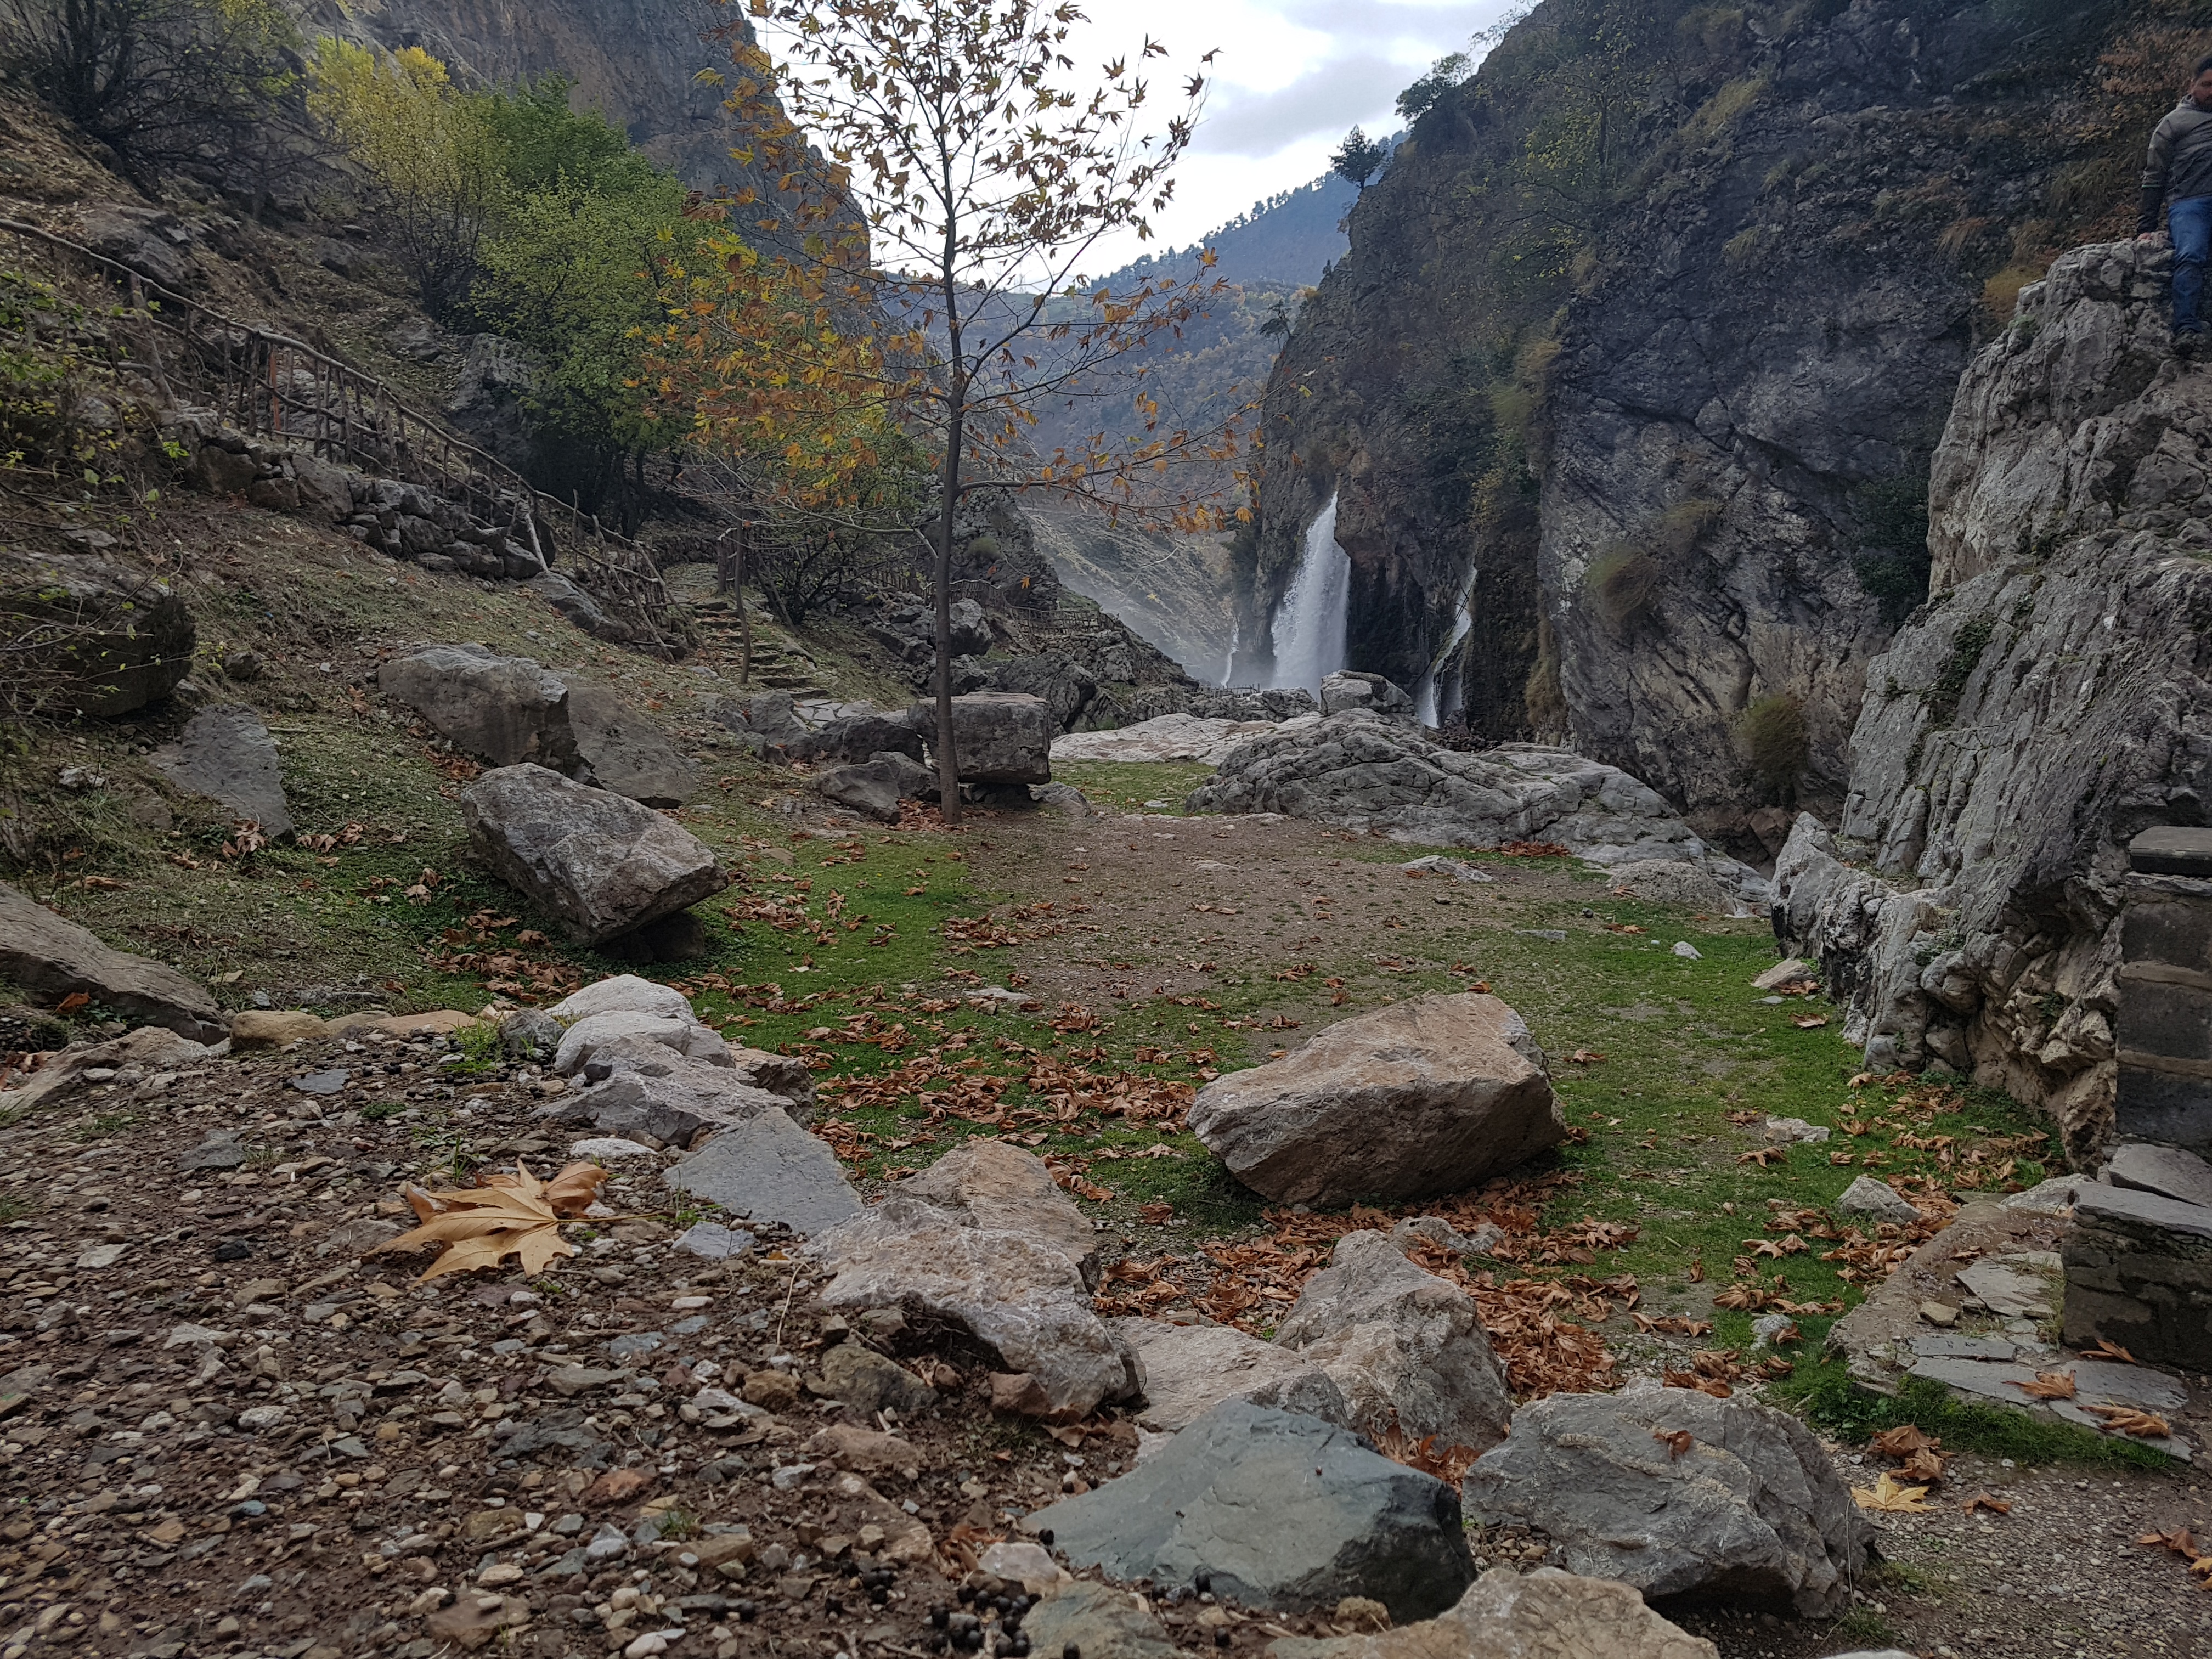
left=1871, top=1424, right=1940, bottom=1459
left=1898, top=1447, right=1948, bottom=1483
left=1567, top=1049, right=1606, bottom=1064
left=2010, top=1369, right=2076, bottom=1401
left=1736, top=1147, right=1784, bottom=1166
left=1961, top=1493, right=2012, bottom=1515
left=2080, top=1338, right=2137, bottom=1364
left=2085, top=1404, right=2171, bottom=1437
left=2140, top=1527, right=2199, bottom=1558
left=1653, top=1428, right=1694, bottom=1460
left=1791, top=1014, right=1830, bottom=1029
left=1852, top=1473, right=1933, bottom=1513
left=374, top=1161, right=608, bottom=1281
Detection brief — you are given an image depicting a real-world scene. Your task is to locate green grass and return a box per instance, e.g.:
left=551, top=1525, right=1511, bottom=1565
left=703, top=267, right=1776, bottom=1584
left=1778, top=1369, right=2176, bottom=1470
left=1051, top=759, right=1217, bottom=814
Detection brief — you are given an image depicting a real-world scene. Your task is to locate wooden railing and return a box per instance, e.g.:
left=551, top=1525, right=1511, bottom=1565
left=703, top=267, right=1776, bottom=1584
left=1, top=216, right=679, bottom=647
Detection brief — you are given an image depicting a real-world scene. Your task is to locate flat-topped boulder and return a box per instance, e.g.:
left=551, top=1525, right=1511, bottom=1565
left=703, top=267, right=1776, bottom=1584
left=919, top=692, right=1052, bottom=784
left=380, top=644, right=578, bottom=770
left=1114, top=1318, right=1353, bottom=1435
left=1188, top=992, right=1564, bottom=1206
left=149, top=706, right=291, bottom=837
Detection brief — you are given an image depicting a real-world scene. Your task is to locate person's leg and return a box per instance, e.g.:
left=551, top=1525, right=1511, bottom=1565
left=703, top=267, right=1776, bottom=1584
left=2171, top=195, right=2212, bottom=335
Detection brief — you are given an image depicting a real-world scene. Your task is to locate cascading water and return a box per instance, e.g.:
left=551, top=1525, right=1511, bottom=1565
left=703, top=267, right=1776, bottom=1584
left=1267, top=492, right=1351, bottom=693
left=1414, top=562, right=1480, bottom=727
left=1220, top=616, right=1239, bottom=689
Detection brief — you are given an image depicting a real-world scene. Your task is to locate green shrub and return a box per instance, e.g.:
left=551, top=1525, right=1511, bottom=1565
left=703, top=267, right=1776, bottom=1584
left=1735, top=692, right=1809, bottom=800
left=1928, top=614, right=1996, bottom=725
left=1587, top=543, right=1660, bottom=631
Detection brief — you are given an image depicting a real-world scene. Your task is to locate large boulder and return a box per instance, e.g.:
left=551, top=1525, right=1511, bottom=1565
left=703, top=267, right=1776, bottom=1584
left=1052, top=714, right=1282, bottom=765
left=559, top=674, right=699, bottom=806
left=1032, top=1400, right=1475, bottom=1622
left=663, top=1110, right=862, bottom=1237
left=76, top=204, right=197, bottom=289
left=1462, top=1381, right=1872, bottom=1617
left=541, top=1041, right=808, bottom=1146
left=459, top=764, right=727, bottom=946
left=1271, top=1231, right=1513, bottom=1456
left=0, top=550, right=194, bottom=717
left=1188, top=993, right=1565, bottom=1206
left=791, top=710, right=926, bottom=766
left=1184, top=714, right=1766, bottom=904
left=900, top=1137, right=1100, bottom=1288
left=546, top=975, right=697, bottom=1026
left=379, top=645, right=578, bottom=770
left=1114, top=1318, right=1353, bottom=1435
left=808, top=1192, right=1135, bottom=1419
left=147, top=706, right=292, bottom=837
left=815, top=755, right=922, bottom=823
left=918, top=692, right=1052, bottom=784
left=1265, top=1567, right=1718, bottom=1659
left=0, top=885, right=223, bottom=1044
left=1319, top=672, right=1413, bottom=721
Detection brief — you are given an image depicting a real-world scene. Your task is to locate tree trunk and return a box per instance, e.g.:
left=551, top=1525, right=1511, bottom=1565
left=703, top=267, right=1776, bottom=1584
left=932, top=392, right=966, bottom=825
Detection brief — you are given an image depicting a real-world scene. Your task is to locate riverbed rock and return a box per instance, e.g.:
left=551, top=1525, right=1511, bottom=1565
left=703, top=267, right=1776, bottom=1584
left=541, top=1040, right=804, bottom=1146
left=1031, top=1400, right=1474, bottom=1621
left=548, top=976, right=698, bottom=1027
left=899, top=1137, right=1099, bottom=1288
left=1186, top=714, right=1766, bottom=902
left=1462, top=1380, right=1872, bottom=1616
left=1319, top=672, right=1414, bottom=721
left=1271, top=1231, right=1513, bottom=1456
left=1113, top=1318, right=1353, bottom=1435
left=1187, top=992, right=1564, bottom=1206
left=0, top=882, right=224, bottom=1044
left=663, top=1110, right=862, bottom=1237
left=379, top=645, right=578, bottom=771
left=1263, top=1567, right=1718, bottom=1659
left=0, top=550, right=195, bottom=717
left=1835, top=1175, right=1922, bottom=1224
left=551, top=1011, right=726, bottom=1076
left=148, top=706, right=292, bottom=837
left=808, top=1193, right=1135, bottom=1419
left=460, top=764, right=726, bottom=946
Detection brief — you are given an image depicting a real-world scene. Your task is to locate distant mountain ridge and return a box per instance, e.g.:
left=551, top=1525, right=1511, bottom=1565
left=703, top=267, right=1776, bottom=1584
left=1090, top=171, right=1358, bottom=295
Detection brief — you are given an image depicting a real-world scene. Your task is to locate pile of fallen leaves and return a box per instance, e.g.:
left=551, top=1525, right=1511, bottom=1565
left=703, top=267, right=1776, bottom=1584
left=1850, top=1424, right=2015, bottom=1516
left=1093, top=1176, right=1633, bottom=1398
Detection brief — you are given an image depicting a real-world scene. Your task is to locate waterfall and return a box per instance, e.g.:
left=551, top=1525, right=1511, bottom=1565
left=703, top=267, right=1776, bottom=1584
left=1220, top=615, right=1239, bottom=689
left=1268, top=492, right=1351, bottom=693
left=1414, top=563, right=1480, bottom=728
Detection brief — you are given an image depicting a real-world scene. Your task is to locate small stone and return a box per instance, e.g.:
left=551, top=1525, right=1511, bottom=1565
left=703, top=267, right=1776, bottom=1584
left=1671, top=941, right=1701, bottom=959
left=237, top=1405, right=287, bottom=1432
left=291, top=1068, right=348, bottom=1096
left=1918, top=1301, right=1959, bottom=1328
left=1836, top=1175, right=1922, bottom=1223
left=75, top=1243, right=127, bottom=1270
left=674, top=1221, right=755, bottom=1260
left=743, top=1369, right=804, bottom=1412
left=1762, top=1116, right=1830, bottom=1144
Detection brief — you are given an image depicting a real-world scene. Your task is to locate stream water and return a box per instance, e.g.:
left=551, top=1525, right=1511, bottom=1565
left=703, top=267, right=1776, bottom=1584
left=1267, top=491, right=1351, bottom=693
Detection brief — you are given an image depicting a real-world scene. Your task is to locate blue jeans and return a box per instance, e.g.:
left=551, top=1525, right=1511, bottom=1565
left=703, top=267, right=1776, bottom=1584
left=2174, top=195, right=2212, bottom=333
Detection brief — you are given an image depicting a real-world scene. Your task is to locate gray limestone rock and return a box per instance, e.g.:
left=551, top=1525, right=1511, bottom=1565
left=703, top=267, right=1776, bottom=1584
left=1185, top=715, right=1765, bottom=903
left=808, top=1193, right=1134, bottom=1419
left=1319, top=671, right=1414, bottom=721
left=918, top=692, right=1052, bottom=783
left=0, top=549, right=195, bottom=717
left=1462, top=1380, right=1872, bottom=1617
left=1271, top=1231, right=1513, bottom=1457
left=815, top=758, right=906, bottom=823
left=379, top=645, right=578, bottom=771
left=558, top=674, right=699, bottom=805
left=1263, top=1567, right=1719, bottom=1659
left=0, top=882, right=224, bottom=1045
left=899, top=1138, right=1098, bottom=1288
left=149, top=706, right=291, bottom=837
left=540, top=1045, right=798, bottom=1147
left=1836, top=1176, right=1922, bottom=1224
left=1032, top=1400, right=1474, bottom=1621
left=1019, top=1581, right=1178, bottom=1659
left=1188, top=992, right=1564, bottom=1206
left=1604, top=859, right=1742, bottom=915
left=2063, top=1181, right=2212, bottom=1370
left=2107, top=1142, right=2212, bottom=1209
left=664, top=1111, right=861, bottom=1238
left=1113, top=1318, right=1353, bottom=1436
left=460, top=764, right=726, bottom=946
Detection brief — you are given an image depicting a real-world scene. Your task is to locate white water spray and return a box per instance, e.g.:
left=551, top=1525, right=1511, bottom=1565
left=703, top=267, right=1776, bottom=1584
left=1414, top=562, right=1480, bottom=727
left=1220, top=615, right=1240, bottom=689
left=1268, top=492, right=1351, bottom=693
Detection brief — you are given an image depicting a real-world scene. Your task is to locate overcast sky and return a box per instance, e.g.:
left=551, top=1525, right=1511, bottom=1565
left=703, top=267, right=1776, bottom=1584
left=1062, top=0, right=1516, bottom=266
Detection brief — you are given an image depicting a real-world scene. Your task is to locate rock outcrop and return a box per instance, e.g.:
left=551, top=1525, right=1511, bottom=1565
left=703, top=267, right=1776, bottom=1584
left=147, top=707, right=292, bottom=838
left=1188, top=992, right=1564, bottom=1205
left=0, top=550, right=195, bottom=718
left=1774, top=240, right=2212, bottom=1161
left=1186, top=714, right=1765, bottom=903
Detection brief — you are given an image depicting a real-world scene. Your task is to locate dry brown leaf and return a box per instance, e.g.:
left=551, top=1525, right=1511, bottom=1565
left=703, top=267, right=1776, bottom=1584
left=2085, top=1404, right=2171, bottom=1437
left=2140, top=1527, right=2199, bottom=1558
left=2080, top=1338, right=2137, bottom=1364
left=1852, top=1473, right=1933, bottom=1513
left=1961, top=1493, right=2012, bottom=1515
left=1898, top=1447, right=1948, bottom=1483
left=1871, top=1424, right=1940, bottom=1459
left=371, top=1161, right=596, bottom=1281
left=1652, top=1429, right=1694, bottom=1460
left=1791, top=1014, right=1830, bottom=1029
left=2009, top=1369, right=2076, bottom=1401
left=1567, top=1049, right=1606, bottom=1064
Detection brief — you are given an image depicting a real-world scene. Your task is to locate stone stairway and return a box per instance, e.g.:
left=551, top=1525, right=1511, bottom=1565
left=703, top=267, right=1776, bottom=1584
left=690, top=597, right=825, bottom=696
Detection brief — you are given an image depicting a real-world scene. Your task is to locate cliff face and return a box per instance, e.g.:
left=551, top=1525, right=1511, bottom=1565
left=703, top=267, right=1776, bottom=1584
left=1776, top=239, right=2212, bottom=1163
left=298, top=0, right=770, bottom=195
left=1252, top=0, right=2151, bottom=851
